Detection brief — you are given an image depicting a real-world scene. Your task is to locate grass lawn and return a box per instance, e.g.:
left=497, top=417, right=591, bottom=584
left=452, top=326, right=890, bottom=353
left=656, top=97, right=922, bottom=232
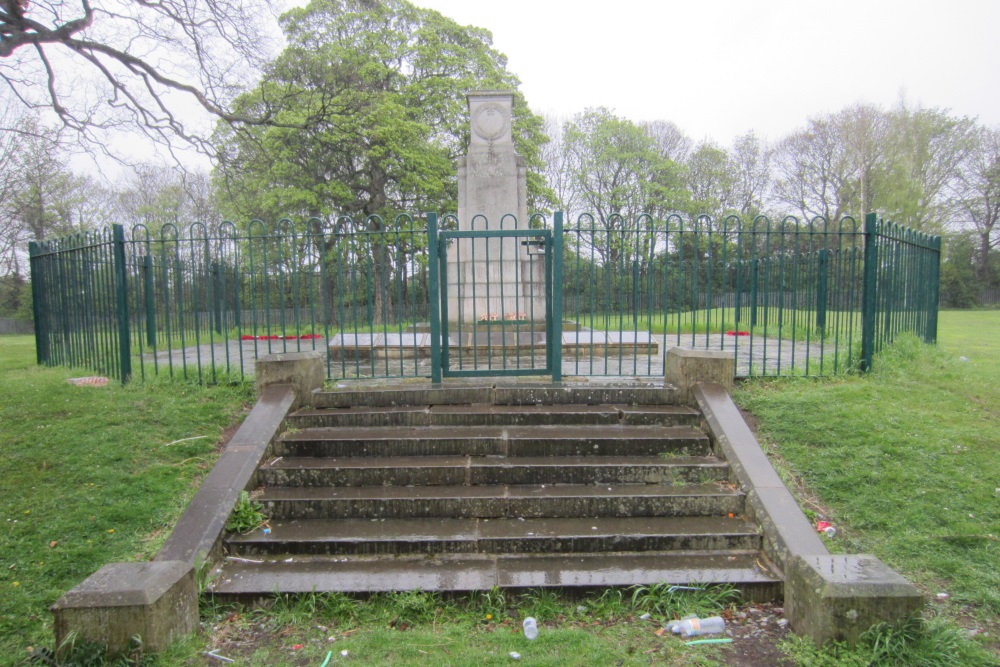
left=0, top=336, right=253, bottom=665
left=1, top=311, right=997, bottom=666
left=735, top=310, right=1000, bottom=663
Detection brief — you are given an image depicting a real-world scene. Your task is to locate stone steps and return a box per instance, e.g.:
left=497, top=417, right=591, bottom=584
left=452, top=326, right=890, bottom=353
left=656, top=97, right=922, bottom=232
left=208, top=551, right=781, bottom=598
left=312, top=385, right=677, bottom=408
left=225, top=516, right=762, bottom=556
left=289, top=403, right=701, bottom=428
left=210, top=385, right=781, bottom=599
left=275, top=425, right=710, bottom=458
left=258, top=482, right=745, bottom=521
left=257, top=454, right=729, bottom=487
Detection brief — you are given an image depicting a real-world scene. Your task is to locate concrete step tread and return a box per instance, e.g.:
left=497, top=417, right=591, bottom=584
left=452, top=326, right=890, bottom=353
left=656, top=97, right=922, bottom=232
left=227, top=515, right=758, bottom=545
left=262, top=455, right=727, bottom=471
left=293, top=404, right=700, bottom=417
left=207, top=550, right=781, bottom=594
left=282, top=425, right=707, bottom=441
left=259, top=482, right=739, bottom=502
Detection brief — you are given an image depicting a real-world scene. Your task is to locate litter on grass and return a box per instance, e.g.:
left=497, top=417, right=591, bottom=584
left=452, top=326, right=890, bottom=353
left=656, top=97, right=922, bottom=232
left=66, top=376, right=109, bottom=387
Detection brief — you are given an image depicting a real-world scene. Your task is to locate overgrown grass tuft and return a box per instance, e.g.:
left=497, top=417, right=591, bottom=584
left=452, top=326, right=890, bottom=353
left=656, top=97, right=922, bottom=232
left=781, top=616, right=997, bottom=667
left=630, top=583, right=740, bottom=618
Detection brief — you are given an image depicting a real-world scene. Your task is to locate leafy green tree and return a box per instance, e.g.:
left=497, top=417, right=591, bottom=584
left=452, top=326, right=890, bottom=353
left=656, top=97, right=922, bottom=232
left=213, top=0, right=550, bottom=325
left=772, top=113, right=858, bottom=223
left=562, top=107, right=687, bottom=264
left=684, top=140, right=735, bottom=218
left=948, top=124, right=1000, bottom=286
left=115, top=166, right=219, bottom=236
left=879, top=103, right=976, bottom=232
left=939, top=232, right=980, bottom=307
left=730, top=131, right=772, bottom=219
left=214, top=0, right=548, bottom=222
left=8, top=120, right=85, bottom=244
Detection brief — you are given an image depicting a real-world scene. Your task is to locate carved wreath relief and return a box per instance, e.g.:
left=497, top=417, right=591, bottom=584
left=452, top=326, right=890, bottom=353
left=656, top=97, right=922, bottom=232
left=472, top=102, right=508, bottom=143
left=471, top=102, right=509, bottom=179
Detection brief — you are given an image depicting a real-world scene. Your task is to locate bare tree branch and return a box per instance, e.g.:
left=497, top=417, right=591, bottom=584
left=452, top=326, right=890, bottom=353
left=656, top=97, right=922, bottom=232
left=0, top=0, right=308, bottom=161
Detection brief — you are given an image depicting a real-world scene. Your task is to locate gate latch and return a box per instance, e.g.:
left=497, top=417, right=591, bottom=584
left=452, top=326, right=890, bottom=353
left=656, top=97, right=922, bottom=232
left=520, top=239, right=546, bottom=256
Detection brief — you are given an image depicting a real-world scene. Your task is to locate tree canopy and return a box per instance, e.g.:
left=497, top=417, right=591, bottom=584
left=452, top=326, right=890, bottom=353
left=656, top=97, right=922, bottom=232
left=214, top=0, right=550, bottom=223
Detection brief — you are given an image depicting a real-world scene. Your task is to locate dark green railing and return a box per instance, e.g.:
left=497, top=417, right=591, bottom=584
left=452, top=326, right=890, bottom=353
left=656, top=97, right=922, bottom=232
left=28, top=212, right=939, bottom=383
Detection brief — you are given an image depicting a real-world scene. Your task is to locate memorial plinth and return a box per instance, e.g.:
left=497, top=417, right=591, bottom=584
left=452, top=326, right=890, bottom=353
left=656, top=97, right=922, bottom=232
left=448, top=91, right=546, bottom=323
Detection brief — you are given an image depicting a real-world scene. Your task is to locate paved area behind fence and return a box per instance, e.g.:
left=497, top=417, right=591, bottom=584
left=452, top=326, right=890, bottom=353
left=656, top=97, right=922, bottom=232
left=143, top=331, right=844, bottom=380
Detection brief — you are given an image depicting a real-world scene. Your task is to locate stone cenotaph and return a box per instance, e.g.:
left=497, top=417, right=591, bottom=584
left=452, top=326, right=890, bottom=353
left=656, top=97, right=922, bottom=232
left=447, top=91, right=546, bottom=324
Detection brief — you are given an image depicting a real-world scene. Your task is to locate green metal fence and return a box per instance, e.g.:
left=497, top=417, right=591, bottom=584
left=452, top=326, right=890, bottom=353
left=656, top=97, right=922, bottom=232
left=28, top=212, right=939, bottom=383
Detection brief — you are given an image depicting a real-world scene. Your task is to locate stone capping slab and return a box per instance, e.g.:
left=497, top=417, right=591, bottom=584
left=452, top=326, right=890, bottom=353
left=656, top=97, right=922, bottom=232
left=786, top=554, right=924, bottom=645
left=666, top=348, right=734, bottom=405
left=694, top=382, right=826, bottom=570
left=694, top=382, right=923, bottom=644
left=51, top=561, right=197, bottom=655
left=256, top=351, right=323, bottom=410
left=156, top=383, right=296, bottom=565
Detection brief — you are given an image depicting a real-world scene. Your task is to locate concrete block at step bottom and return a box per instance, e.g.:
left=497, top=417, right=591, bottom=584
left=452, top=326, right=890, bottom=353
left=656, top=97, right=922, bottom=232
left=665, top=348, right=734, bottom=405
left=786, top=554, right=924, bottom=646
left=51, top=561, right=197, bottom=656
left=255, top=350, right=324, bottom=409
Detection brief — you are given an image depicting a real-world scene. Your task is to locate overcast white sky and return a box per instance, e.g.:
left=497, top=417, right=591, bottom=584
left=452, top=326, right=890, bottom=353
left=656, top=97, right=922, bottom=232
left=409, top=0, right=1000, bottom=145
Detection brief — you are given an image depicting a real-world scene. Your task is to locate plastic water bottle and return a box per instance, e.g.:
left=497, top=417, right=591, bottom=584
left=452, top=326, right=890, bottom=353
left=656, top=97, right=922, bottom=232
left=668, top=614, right=698, bottom=633
left=522, top=617, right=538, bottom=640
left=676, top=616, right=725, bottom=637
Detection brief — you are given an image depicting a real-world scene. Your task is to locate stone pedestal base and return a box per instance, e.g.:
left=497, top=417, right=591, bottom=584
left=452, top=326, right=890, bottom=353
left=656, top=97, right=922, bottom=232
left=255, top=350, right=324, bottom=409
left=51, top=561, right=196, bottom=656
left=665, top=348, right=735, bottom=405
left=786, top=554, right=924, bottom=645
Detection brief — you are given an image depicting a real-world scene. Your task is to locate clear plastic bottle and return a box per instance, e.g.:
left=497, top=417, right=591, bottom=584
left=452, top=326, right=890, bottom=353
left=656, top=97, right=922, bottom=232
left=522, top=617, right=538, bottom=640
left=668, top=613, right=698, bottom=633
left=676, top=616, right=725, bottom=637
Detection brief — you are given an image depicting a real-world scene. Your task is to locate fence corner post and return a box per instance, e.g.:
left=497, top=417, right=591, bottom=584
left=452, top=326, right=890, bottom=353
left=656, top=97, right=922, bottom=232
left=427, top=212, right=442, bottom=384
left=551, top=211, right=563, bottom=382
left=28, top=241, right=49, bottom=365
left=860, top=212, right=878, bottom=372
left=927, top=234, right=941, bottom=344
left=112, top=224, right=133, bottom=384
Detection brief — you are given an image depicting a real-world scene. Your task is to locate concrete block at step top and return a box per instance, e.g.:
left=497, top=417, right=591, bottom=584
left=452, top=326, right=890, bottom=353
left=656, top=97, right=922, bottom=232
left=255, top=351, right=324, bottom=409
left=786, top=554, right=924, bottom=646
left=665, top=348, right=734, bottom=405
left=52, top=561, right=196, bottom=655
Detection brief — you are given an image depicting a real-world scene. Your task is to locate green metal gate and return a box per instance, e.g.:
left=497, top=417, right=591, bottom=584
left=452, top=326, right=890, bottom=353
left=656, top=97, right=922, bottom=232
left=428, top=213, right=563, bottom=381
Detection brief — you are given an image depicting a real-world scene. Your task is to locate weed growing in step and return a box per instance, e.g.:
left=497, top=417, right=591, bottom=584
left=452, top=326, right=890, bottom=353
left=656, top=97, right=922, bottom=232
left=225, top=491, right=266, bottom=534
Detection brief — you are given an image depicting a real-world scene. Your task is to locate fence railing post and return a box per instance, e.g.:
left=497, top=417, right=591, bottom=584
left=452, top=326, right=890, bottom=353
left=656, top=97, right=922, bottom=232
left=112, top=224, right=133, bottom=383
left=926, top=235, right=941, bottom=343
left=816, top=248, right=829, bottom=333
left=143, top=254, right=156, bottom=348
left=551, top=211, right=563, bottom=382
left=427, top=212, right=442, bottom=384
left=28, top=241, right=49, bottom=365
left=860, top=212, right=878, bottom=372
